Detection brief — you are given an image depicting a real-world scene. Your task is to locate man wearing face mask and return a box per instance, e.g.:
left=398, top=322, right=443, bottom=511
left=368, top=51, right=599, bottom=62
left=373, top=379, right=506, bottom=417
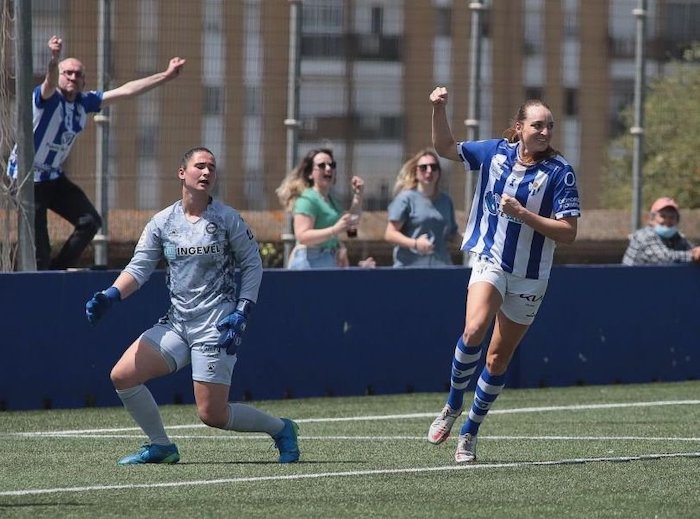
left=622, top=197, right=700, bottom=265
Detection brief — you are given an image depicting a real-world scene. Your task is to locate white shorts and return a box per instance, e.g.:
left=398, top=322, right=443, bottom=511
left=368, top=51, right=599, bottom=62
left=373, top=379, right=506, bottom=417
left=468, top=256, right=549, bottom=325
left=140, top=302, right=237, bottom=385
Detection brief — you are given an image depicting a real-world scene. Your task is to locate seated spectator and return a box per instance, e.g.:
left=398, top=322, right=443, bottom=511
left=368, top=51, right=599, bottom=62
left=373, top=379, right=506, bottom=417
left=384, top=148, right=459, bottom=267
left=276, top=148, right=375, bottom=269
left=622, top=197, right=700, bottom=265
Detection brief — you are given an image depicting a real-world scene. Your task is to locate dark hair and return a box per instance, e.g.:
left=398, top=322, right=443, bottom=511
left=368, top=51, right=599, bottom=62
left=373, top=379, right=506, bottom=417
left=180, top=146, right=215, bottom=168
left=502, top=100, right=560, bottom=161
left=276, top=148, right=335, bottom=210
left=298, top=148, right=335, bottom=185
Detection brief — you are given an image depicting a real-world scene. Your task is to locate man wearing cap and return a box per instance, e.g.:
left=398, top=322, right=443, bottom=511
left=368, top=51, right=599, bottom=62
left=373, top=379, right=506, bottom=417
left=622, top=197, right=700, bottom=265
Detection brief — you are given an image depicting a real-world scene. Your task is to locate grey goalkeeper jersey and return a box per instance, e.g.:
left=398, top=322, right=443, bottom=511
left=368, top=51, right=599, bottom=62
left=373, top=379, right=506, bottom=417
left=124, top=199, right=263, bottom=320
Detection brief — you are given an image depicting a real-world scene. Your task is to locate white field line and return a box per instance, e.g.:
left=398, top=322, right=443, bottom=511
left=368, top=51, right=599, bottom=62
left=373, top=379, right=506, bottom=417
left=8, top=399, right=700, bottom=437
left=1, top=451, right=699, bottom=497
left=12, top=434, right=700, bottom=442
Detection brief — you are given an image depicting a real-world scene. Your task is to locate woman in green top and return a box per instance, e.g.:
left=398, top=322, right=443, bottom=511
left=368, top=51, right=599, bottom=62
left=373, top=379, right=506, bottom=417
left=276, top=148, right=374, bottom=269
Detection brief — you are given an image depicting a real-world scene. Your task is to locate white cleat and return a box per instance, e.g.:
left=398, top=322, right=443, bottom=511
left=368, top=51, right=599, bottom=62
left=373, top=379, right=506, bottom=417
left=454, top=433, right=478, bottom=463
left=427, top=405, right=462, bottom=445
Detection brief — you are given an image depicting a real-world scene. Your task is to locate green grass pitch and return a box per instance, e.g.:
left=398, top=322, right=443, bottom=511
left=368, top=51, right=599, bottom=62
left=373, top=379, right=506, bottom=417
left=1, top=381, right=699, bottom=518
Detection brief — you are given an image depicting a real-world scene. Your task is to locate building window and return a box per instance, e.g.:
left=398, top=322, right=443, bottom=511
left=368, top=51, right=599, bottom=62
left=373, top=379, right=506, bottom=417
left=523, top=0, right=544, bottom=56
left=664, top=1, right=700, bottom=58
left=525, top=87, right=543, bottom=101
left=435, top=7, right=452, bottom=37
left=203, top=86, right=223, bottom=115
left=565, top=88, right=578, bottom=117
left=371, top=6, right=383, bottom=35
left=666, top=1, right=700, bottom=41
left=138, top=127, right=158, bottom=158
left=245, top=85, right=261, bottom=117
left=563, top=0, right=578, bottom=38
left=301, top=0, right=344, bottom=58
left=302, top=0, right=343, bottom=34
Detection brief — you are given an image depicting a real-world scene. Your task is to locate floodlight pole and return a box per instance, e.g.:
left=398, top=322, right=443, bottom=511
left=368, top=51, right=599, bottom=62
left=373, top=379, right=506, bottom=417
left=463, top=1, right=485, bottom=266
left=630, top=0, right=647, bottom=231
left=283, top=0, right=302, bottom=267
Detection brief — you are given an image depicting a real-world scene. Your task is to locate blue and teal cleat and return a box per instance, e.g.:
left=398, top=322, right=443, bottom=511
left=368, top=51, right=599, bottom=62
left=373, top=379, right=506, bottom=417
left=117, top=443, right=180, bottom=465
left=273, top=418, right=300, bottom=463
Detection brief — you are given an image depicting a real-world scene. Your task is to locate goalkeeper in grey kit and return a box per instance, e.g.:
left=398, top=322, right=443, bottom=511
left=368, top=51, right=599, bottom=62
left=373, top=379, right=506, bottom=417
left=85, top=146, right=300, bottom=465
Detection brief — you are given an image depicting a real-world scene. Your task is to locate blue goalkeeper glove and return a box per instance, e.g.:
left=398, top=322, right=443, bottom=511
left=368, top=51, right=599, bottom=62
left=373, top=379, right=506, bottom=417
left=216, top=299, right=254, bottom=355
left=85, top=286, right=121, bottom=325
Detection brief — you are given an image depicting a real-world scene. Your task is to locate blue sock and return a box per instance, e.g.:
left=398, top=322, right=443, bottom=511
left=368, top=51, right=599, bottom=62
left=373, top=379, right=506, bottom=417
left=461, top=367, right=506, bottom=436
left=446, top=337, right=483, bottom=411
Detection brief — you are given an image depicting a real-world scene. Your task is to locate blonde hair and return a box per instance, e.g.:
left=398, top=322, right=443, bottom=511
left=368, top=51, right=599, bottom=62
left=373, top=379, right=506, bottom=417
left=392, top=148, right=441, bottom=196
left=276, top=148, right=334, bottom=211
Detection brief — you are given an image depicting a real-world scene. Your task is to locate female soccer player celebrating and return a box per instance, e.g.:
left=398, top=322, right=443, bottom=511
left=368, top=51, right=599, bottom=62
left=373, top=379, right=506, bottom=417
left=427, top=87, right=580, bottom=463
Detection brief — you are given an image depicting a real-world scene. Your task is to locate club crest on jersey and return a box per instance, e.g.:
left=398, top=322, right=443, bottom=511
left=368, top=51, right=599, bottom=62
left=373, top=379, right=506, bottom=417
left=528, top=170, right=548, bottom=196
left=206, top=222, right=218, bottom=234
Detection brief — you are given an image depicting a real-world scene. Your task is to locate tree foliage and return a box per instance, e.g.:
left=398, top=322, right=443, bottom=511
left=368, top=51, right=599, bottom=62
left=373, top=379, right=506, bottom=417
left=602, top=45, right=700, bottom=209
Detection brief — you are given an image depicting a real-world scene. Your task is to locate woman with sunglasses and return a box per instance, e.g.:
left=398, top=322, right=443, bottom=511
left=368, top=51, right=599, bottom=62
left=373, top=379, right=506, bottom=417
left=276, top=148, right=375, bottom=269
left=384, top=148, right=459, bottom=267
left=426, top=87, right=580, bottom=463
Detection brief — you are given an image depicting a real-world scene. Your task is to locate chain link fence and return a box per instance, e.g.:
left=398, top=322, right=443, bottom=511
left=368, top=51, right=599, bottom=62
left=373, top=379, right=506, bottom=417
left=2, top=0, right=699, bottom=269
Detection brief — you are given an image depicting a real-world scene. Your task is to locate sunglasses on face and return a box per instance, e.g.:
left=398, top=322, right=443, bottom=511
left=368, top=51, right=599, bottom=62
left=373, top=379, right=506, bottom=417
left=417, top=163, right=440, bottom=172
left=314, top=161, right=337, bottom=170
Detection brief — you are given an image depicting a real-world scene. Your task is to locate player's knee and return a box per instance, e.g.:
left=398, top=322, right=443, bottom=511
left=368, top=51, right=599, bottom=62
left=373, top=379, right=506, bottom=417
left=110, top=365, right=129, bottom=389
left=462, top=322, right=488, bottom=346
left=197, top=406, right=227, bottom=429
left=485, top=354, right=510, bottom=375
left=76, top=213, right=102, bottom=237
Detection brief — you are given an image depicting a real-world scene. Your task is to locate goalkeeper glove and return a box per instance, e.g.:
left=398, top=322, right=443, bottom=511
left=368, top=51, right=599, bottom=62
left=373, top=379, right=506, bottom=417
left=85, top=286, right=121, bottom=325
left=216, top=299, right=254, bottom=355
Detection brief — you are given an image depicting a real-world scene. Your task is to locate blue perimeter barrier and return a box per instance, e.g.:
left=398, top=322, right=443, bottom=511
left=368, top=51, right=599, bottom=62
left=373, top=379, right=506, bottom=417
left=1, top=265, right=698, bottom=410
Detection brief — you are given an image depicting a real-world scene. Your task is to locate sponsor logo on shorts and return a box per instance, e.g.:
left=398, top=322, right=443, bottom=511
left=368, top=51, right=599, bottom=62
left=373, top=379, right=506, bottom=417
left=519, top=293, right=544, bottom=303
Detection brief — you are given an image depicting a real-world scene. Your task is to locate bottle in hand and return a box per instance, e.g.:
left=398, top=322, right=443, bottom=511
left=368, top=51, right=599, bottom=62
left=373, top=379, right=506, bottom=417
left=346, top=213, right=359, bottom=238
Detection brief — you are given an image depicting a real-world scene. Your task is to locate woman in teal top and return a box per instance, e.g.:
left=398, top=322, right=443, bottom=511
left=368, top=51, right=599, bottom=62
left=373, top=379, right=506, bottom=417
left=276, top=148, right=374, bottom=269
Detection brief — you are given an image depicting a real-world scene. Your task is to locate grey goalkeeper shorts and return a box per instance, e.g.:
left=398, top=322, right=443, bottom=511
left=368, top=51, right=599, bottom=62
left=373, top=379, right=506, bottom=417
left=140, top=301, right=237, bottom=385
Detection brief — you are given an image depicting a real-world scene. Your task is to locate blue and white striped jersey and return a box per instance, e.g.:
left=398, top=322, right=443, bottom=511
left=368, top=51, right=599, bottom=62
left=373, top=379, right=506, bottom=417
left=458, top=138, right=581, bottom=280
left=7, top=85, right=103, bottom=182
left=124, top=199, right=263, bottom=321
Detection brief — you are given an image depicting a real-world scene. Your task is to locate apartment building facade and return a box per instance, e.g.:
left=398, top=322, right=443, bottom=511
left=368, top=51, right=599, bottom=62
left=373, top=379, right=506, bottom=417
left=8, top=0, right=699, bottom=221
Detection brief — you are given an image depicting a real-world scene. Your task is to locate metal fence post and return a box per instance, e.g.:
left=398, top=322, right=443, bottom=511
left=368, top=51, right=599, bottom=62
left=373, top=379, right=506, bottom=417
left=283, top=0, right=302, bottom=267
